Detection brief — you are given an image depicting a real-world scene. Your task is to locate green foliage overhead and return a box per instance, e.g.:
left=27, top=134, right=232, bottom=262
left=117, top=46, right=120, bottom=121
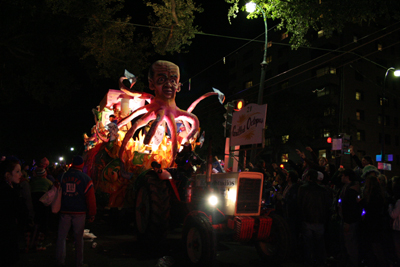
left=0, top=0, right=203, bottom=107
left=226, top=0, right=400, bottom=48
left=145, top=0, right=203, bottom=55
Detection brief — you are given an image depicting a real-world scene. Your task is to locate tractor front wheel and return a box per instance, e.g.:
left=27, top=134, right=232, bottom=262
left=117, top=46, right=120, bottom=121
left=182, top=212, right=216, bottom=266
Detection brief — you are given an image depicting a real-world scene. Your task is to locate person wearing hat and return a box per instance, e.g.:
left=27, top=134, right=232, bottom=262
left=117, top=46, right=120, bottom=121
left=39, top=157, right=55, bottom=183
left=30, top=166, right=53, bottom=250
left=361, top=165, right=380, bottom=179
left=55, top=156, right=96, bottom=267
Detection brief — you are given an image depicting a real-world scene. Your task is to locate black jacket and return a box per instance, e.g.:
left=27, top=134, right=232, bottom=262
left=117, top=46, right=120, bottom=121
left=298, top=181, right=332, bottom=224
left=340, top=183, right=361, bottom=224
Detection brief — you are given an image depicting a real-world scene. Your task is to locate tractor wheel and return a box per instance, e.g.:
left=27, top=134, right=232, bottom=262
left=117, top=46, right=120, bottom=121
left=255, top=213, right=291, bottom=262
left=182, top=212, right=216, bottom=266
left=135, top=172, right=170, bottom=245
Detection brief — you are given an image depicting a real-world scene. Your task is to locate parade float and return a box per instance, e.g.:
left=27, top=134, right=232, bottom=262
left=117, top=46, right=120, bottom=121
left=82, top=60, right=290, bottom=265
left=83, top=60, right=224, bottom=208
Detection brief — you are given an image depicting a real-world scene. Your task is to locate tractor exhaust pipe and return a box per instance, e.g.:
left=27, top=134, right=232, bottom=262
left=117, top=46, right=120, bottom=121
left=206, top=137, right=212, bottom=185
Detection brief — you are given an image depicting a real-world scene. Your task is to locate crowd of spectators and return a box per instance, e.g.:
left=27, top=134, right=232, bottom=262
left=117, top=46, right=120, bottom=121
left=0, top=155, right=70, bottom=266
left=248, top=145, right=400, bottom=267
left=2, top=145, right=400, bottom=267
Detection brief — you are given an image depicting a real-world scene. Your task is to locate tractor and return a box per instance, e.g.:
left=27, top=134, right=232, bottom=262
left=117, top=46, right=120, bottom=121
left=128, top=142, right=291, bottom=266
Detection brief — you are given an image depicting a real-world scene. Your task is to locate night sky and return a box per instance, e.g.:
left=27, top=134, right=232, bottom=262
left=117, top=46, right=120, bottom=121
left=1, top=1, right=265, bottom=165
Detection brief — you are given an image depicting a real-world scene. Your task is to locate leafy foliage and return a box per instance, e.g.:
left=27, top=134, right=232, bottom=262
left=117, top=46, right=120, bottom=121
left=145, top=0, right=203, bottom=55
left=226, top=0, right=400, bottom=48
left=0, top=0, right=203, bottom=107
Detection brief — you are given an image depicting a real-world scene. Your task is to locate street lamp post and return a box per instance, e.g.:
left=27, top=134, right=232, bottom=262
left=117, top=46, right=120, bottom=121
left=246, top=2, right=268, bottom=105
left=381, top=67, right=400, bottom=172
left=246, top=2, right=268, bottom=163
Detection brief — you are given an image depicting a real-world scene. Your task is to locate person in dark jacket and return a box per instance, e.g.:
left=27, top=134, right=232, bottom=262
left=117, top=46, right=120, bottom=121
left=359, top=175, right=388, bottom=267
left=55, top=156, right=96, bottom=267
left=298, top=169, right=332, bottom=266
left=0, top=157, right=25, bottom=266
left=338, top=169, right=361, bottom=267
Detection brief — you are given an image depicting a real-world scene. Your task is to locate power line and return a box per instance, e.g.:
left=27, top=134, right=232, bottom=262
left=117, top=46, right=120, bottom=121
left=231, top=22, right=400, bottom=100
left=190, top=23, right=400, bottom=115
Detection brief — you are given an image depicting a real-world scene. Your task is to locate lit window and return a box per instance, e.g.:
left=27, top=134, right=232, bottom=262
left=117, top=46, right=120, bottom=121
left=266, top=56, right=272, bottom=64
left=356, top=91, right=362, bottom=100
left=318, top=30, right=324, bottom=38
left=245, top=81, right=253, bottom=89
left=356, top=110, right=364, bottom=121
left=330, top=67, right=336, bottom=74
left=265, top=138, right=271, bottom=146
left=357, top=130, right=365, bottom=141
left=353, top=36, right=358, bottom=43
left=281, top=154, right=288, bottom=163
left=267, top=41, right=272, bottom=48
left=316, top=67, right=329, bottom=77
left=317, top=87, right=330, bottom=97
left=281, top=33, right=289, bottom=40
left=282, top=135, right=289, bottom=144
left=281, top=82, right=289, bottom=89
left=378, top=44, right=383, bottom=51
left=323, top=129, right=330, bottom=138
left=324, top=108, right=331, bottom=116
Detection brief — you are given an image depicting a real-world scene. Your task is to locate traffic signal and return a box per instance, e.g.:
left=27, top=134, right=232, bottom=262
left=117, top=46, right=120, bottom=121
left=327, top=137, right=332, bottom=143
left=222, top=99, right=246, bottom=137
left=232, top=99, right=245, bottom=111
left=223, top=102, right=234, bottom=138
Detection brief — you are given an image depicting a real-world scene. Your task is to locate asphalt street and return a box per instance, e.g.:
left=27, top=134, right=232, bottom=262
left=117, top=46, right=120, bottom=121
left=15, top=208, right=290, bottom=267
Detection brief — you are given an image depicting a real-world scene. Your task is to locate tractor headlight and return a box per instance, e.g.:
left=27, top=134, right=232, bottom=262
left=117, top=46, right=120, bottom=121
left=208, top=195, right=218, bottom=206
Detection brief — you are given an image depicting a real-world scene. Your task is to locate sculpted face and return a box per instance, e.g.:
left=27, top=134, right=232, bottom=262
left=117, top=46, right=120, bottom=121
left=149, top=61, right=180, bottom=101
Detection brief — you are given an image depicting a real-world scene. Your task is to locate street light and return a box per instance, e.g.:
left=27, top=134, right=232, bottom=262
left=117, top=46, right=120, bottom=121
left=70, top=147, right=74, bottom=151
left=246, top=1, right=269, bottom=163
left=381, top=67, right=400, bottom=172
left=246, top=1, right=268, bottom=105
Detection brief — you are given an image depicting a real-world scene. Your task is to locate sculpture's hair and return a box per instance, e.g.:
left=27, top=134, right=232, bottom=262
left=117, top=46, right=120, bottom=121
left=148, top=60, right=179, bottom=80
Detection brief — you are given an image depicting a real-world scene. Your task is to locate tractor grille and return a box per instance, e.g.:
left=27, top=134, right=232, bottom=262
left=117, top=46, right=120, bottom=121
left=236, top=177, right=262, bottom=215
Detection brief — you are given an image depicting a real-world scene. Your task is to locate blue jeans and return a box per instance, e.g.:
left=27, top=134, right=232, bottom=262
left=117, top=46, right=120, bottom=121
left=56, top=213, right=86, bottom=267
left=302, top=222, right=326, bottom=265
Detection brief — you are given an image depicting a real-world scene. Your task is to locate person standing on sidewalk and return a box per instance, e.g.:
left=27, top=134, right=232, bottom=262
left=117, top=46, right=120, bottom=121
left=56, top=156, right=96, bottom=267
left=298, top=169, right=332, bottom=266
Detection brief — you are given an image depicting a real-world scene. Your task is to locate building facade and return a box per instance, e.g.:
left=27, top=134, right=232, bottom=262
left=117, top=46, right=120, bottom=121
left=225, top=21, right=400, bottom=175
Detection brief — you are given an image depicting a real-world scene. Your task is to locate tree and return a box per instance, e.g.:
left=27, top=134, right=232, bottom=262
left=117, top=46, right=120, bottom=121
left=0, top=0, right=203, bottom=106
left=146, top=0, right=203, bottom=55
left=226, top=0, right=400, bottom=48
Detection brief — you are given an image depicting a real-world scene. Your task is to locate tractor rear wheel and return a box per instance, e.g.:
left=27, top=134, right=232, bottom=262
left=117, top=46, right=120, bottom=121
left=182, top=212, right=216, bottom=266
left=135, top=172, right=170, bottom=245
left=255, top=213, right=291, bottom=262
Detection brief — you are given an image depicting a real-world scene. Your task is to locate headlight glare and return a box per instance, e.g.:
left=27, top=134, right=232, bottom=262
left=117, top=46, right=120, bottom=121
left=208, top=195, right=218, bottom=206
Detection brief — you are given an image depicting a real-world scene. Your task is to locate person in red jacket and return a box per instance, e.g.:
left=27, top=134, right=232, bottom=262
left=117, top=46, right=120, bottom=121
left=55, top=156, right=96, bottom=267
